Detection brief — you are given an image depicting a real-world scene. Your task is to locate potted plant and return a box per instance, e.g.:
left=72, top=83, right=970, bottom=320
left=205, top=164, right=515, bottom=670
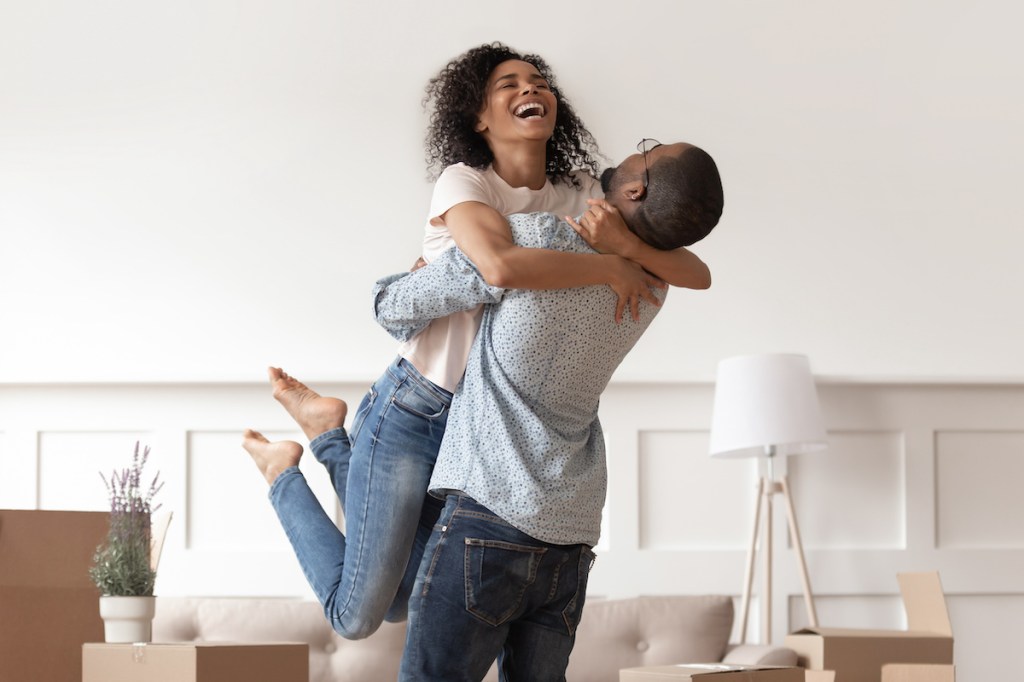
left=90, top=441, right=164, bottom=643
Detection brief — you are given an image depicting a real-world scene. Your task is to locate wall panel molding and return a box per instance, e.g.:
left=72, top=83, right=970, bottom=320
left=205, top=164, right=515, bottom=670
left=2, top=379, right=1023, bottom=677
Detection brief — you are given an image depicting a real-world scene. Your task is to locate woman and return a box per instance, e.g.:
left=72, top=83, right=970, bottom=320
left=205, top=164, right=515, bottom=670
left=244, top=42, right=709, bottom=640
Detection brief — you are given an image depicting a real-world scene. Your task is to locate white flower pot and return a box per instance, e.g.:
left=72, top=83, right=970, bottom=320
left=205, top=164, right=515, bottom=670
left=99, top=595, right=156, bottom=643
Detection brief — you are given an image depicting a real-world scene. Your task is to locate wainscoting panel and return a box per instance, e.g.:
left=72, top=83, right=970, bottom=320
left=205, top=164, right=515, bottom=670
left=637, top=430, right=755, bottom=550
left=789, top=430, right=906, bottom=550
left=936, top=430, right=1024, bottom=549
left=37, top=430, right=158, bottom=511
left=186, top=429, right=331, bottom=552
left=2, top=379, right=1023, bottom=680
left=946, top=594, right=1024, bottom=680
left=0, top=429, right=37, bottom=509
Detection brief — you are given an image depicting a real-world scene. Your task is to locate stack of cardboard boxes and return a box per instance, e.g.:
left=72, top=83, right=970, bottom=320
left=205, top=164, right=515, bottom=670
left=0, top=509, right=108, bottom=682
left=785, top=572, right=955, bottom=682
left=0, top=510, right=306, bottom=682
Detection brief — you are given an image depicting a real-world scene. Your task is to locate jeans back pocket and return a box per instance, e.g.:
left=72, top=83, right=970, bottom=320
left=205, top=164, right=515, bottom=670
left=463, top=538, right=546, bottom=627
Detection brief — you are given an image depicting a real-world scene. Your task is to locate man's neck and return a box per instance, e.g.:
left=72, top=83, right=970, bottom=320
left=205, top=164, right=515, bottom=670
left=489, top=143, right=549, bottom=190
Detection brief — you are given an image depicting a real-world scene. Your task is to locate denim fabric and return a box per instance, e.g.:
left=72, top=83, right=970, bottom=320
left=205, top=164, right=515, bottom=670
left=269, top=357, right=450, bottom=639
left=400, top=494, right=595, bottom=682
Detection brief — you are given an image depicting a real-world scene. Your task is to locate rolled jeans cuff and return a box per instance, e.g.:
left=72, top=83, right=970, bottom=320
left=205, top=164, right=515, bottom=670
left=310, top=426, right=348, bottom=452
left=268, top=465, right=302, bottom=503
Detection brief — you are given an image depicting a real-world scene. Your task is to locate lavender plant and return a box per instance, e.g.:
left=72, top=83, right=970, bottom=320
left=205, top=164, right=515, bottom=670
left=89, top=442, right=164, bottom=596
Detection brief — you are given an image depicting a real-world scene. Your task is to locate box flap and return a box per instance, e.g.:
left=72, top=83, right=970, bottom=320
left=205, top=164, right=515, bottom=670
left=149, top=510, right=173, bottom=572
left=898, top=572, right=952, bottom=637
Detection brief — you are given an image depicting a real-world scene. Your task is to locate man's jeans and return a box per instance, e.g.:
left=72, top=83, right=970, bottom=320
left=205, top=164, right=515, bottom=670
left=269, top=357, right=450, bottom=638
left=400, top=494, right=596, bottom=681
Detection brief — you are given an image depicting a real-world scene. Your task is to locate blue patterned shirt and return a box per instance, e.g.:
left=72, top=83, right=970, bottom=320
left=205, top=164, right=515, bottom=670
left=372, top=212, right=665, bottom=546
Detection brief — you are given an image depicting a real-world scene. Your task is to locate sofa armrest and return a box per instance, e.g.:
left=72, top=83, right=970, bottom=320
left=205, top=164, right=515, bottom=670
left=722, top=643, right=798, bottom=667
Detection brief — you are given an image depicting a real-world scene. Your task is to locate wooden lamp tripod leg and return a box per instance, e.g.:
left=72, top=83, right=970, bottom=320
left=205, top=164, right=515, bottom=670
left=737, top=477, right=766, bottom=645
left=779, top=474, right=818, bottom=627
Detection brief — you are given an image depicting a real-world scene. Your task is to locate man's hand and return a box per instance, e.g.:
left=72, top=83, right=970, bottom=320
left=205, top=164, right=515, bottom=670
left=565, top=199, right=644, bottom=259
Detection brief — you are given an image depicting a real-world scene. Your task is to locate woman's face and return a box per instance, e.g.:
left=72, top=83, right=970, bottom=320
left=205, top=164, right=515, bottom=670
left=475, top=59, right=558, bottom=148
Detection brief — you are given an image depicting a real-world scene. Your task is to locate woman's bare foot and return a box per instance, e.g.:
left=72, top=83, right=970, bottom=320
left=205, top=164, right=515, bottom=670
left=242, top=429, right=303, bottom=486
left=268, top=366, right=348, bottom=441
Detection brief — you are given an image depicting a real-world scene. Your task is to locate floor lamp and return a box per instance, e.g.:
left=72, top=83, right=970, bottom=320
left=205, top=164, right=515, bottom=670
left=708, top=353, right=828, bottom=645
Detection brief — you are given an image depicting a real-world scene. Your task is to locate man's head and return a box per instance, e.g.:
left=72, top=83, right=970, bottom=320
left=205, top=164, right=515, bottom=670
left=600, top=142, right=724, bottom=249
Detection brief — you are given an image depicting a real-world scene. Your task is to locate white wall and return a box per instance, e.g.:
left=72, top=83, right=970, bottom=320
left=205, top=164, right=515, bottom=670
left=2, top=0, right=1023, bottom=383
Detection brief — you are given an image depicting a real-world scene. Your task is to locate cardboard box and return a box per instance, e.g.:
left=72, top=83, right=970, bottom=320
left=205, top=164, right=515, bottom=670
left=785, top=572, right=953, bottom=682
left=881, top=663, right=955, bottom=682
left=0, top=509, right=109, bottom=682
left=83, top=642, right=308, bottom=682
left=620, top=663, right=804, bottom=681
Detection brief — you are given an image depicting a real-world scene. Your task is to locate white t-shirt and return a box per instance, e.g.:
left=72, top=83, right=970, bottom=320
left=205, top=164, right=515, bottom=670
left=399, top=162, right=602, bottom=392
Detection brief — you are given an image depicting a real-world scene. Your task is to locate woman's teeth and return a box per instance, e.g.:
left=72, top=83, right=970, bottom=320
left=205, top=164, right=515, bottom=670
left=514, top=103, right=546, bottom=119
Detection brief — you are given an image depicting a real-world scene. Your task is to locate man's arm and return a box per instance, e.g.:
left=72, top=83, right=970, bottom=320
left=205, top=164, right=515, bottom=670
left=372, top=247, right=504, bottom=342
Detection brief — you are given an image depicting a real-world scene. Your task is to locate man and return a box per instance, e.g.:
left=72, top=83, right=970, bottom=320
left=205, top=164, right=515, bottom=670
left=372, top=141, right=724, bottom=681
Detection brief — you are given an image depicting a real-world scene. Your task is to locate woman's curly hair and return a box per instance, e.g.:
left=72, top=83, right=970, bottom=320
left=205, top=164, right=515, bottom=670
left=424, top=42, right=601, bottom=186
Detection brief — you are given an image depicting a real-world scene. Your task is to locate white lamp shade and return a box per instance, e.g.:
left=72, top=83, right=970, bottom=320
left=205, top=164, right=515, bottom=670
left=709, top=353, right=827, bottom=459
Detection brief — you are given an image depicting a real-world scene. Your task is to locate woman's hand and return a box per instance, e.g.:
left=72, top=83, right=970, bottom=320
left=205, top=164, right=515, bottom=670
left=569, top=199, right=713, bottom=290
left=606, top=255, right=666, bottom=324
left=565, top=199, right=643, bottom=259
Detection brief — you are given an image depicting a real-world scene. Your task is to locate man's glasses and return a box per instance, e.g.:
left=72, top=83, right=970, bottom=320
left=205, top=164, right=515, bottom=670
left=638, top=138, right=662, bottom=190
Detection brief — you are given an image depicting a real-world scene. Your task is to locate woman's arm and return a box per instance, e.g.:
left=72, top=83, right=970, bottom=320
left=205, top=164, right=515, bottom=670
left=442, top=200, right=664, bottom=322
left=566, top=199, right=712, bottom=290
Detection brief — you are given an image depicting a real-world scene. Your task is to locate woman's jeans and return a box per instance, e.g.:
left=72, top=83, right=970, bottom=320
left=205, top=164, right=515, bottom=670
left=400, top=494, right=596, bottom=682
left=268, top=357, right=451, bottom=639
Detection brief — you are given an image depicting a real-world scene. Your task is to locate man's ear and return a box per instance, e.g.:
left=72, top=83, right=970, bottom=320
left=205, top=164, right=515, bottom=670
left=621, top=180, right=647, bottom=202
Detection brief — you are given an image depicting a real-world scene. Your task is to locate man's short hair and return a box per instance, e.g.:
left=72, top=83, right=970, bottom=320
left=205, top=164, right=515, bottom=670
left=632, top=146, right=724, bottom=249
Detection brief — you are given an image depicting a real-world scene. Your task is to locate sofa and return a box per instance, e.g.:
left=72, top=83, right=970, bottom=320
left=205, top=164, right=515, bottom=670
left=154, top=594, right=796, bottom=682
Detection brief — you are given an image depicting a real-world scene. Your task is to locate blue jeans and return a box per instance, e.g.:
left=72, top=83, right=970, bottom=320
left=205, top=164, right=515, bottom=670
left=269, top=357, right=450, bottom=639
left=400, top=494, right=596, bottom=682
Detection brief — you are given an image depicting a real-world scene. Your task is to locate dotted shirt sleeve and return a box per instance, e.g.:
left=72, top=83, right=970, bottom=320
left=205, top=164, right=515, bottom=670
left=372, top=249, right=505, bottom=343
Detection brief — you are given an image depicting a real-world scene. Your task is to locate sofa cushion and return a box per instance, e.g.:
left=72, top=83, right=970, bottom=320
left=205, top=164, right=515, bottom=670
left=565, top=595, right=734, bottom=682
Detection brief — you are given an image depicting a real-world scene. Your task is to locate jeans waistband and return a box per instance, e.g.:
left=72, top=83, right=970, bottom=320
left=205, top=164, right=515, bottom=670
left=389, top=356, right=454, bottom=403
